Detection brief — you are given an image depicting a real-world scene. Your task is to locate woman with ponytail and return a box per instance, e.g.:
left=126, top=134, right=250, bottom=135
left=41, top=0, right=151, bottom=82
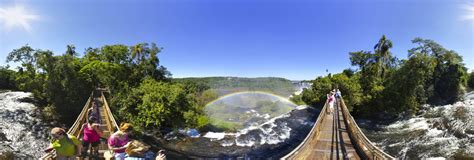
left=81, top=116, right=103, bottom=159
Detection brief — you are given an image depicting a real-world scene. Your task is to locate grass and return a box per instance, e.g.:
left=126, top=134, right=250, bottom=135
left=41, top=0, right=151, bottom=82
left=208, top=118, right=242, bottom=132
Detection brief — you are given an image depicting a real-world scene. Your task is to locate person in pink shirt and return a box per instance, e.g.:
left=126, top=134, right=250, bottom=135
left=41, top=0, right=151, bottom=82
left=327, top=92, right=335, bottom=114
left=108, top=123, right=132, bottom=160
left=81, top=116, right=103, bottom=159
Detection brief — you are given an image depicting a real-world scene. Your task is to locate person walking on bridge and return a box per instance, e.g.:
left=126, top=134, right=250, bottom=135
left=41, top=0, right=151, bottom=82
left=336, top=89, right=342, bottom=98
left=81, top=116, right=104, bottom=159
left=327, top=92, right=335, bottom=114
left=87, top=103, right=101, bottom=124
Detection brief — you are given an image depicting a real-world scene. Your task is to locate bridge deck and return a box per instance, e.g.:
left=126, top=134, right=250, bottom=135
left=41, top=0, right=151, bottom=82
left=290, top=99, right=360, bottom=159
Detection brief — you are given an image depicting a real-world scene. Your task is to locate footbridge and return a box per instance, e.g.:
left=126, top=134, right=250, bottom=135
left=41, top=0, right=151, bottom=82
left=282, top=97, right=395, bottom=160
left=40, top=89, right=394, bottom=159
left=41, top=89, right=119, bottom=160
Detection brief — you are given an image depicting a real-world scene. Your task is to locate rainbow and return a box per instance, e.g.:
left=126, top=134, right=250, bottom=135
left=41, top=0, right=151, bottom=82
left=205, top=91, right=297, bottom=107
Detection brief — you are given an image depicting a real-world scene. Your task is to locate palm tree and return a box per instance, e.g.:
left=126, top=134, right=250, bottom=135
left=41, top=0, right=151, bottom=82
left=131, top=43, right=144, bottom=64
left=373, top=35, right=393, bottom=78
left=66, top=44, right=76, bottom=56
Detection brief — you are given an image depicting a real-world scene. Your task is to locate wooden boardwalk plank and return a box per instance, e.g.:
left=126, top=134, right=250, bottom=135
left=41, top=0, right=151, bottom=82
left=287, top=99, right=361, bottom=160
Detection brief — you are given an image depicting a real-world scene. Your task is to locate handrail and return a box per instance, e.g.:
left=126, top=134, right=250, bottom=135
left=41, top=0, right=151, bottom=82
left=339, top=97, right=395, bottom=160
left=101, top=92, right=119, bottom=132
left=281, top=99, right=329, bottom=159
left=40, top=91, right=120, bottom=160
left=40, top=92, right=93, bottom=159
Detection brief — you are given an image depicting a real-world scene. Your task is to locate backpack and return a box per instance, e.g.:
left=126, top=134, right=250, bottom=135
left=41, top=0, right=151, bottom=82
left=125, top=140, right=151, bottom=157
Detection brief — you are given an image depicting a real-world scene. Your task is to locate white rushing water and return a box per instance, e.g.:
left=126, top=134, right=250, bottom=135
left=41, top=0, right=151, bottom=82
left=165, top=104, right=315, bottom=149
left=362, top=92, right=474, bottom=159
left=290, top=81, right=312, bottom=97
left=0, top=91, right=50, bottom=159
left=203, top=112, right=296, bottom=147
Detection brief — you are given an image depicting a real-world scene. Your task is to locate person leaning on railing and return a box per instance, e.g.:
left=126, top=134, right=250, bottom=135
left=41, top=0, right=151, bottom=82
left=108, top=122, right=132, bottom=160
left=44, top=127, right=82, bottom=160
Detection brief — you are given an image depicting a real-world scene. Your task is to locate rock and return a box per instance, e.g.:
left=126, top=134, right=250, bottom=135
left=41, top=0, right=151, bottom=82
left=465, top=129, right=474, bottom=135
left=0, top=132, right=9, bottom=141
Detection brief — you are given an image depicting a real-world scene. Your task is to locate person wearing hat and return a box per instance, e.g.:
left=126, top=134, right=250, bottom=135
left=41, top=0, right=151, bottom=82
left=108, top=122, right=133, bottom=160
left=44, top=127, right=82, bottom=160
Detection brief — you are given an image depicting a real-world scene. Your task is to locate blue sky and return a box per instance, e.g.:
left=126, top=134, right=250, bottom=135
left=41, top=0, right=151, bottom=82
left=0, top=0, right=473, bottom=80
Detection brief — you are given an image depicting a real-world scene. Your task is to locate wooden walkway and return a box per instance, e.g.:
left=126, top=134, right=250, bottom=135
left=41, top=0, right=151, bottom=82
left=287, top=99, right=360, bottom=159
left=283, top=97, right=394, bottom=160
left=41, top=89, right=119, bottom=160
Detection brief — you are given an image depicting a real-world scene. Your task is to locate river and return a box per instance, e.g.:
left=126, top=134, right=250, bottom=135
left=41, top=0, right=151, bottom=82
left=358, top=92, right=474, bottom=159
left=0, top=91, right=50, bottom=159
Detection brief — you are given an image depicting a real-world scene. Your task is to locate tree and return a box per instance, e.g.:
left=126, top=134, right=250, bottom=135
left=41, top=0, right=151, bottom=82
left=373, top=35, right=395, bottom=78
left=349, top=51, right=372, bottom=70
left=409, top=38, right=468, bottom=104
left=330, top=73, right=362, bottom=112
left=301, top=76, right=332, bottom=107
left=0, top=66, right=17, bottom=90
left=6, top=45, right=37, bottom=73
left=66, top=44, right=77, bottom=56
left=116, top=78, right=206, bottom=131
left=469, top=72, right=474, bottom=89
left=383, top=52, right=434, bottom=115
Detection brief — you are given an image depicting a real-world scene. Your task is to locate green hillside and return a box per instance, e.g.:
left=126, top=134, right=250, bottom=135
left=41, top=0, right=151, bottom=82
left=173, top=77, right=296, bottom=97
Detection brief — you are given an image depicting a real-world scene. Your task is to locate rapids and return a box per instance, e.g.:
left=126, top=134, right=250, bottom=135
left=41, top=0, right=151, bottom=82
left=0, top=91, right=50, bottom=159
left=359, top=92, right=474, bottom=159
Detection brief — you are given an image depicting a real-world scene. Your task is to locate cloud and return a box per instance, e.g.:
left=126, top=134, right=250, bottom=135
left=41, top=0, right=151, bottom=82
left=461, top=3, right=474, bottom=21
left=0, top=5, right=40, bottom=32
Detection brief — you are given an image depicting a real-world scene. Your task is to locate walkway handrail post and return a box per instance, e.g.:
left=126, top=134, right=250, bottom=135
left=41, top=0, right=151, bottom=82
left=281, top=99, right=329, bottom=159
left=339, top=96, right=395, bottom=160
left=101, top=91, right=119, bottom=131
left=40, top=92, right=94, bottom=159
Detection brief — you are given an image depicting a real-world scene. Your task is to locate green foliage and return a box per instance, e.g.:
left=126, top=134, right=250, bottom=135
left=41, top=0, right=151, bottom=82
left=79, top=60, right=124, bottom=88
left=301, top=76, right=332, bottom=107
left=304, top=36, right=468, bottom=118
left=382, top=52, right=434, bottom=114
left=289, top=93, right=305, bottom=105
left=197, top=89, right=219, bottom=107
left=409, top=38, right=468, bottom=104
left=3, top=43, right=194, bottom=129
left=469, top=72, right=474, bottom=89
left=0, top=66, right=17, bottom=90
left=330, top=73, right=362, bottom=111
left=115, top=78, right=208, bottom=131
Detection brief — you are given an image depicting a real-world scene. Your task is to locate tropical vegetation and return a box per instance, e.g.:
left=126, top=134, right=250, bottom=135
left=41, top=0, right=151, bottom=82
left=300, top=36, right=469, bottom=118
left=1, top=43, right=212, bottom=132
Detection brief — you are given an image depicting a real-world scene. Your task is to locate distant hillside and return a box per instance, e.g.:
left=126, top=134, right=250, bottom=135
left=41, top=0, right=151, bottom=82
left=174, top=77, right=297, bottom=97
